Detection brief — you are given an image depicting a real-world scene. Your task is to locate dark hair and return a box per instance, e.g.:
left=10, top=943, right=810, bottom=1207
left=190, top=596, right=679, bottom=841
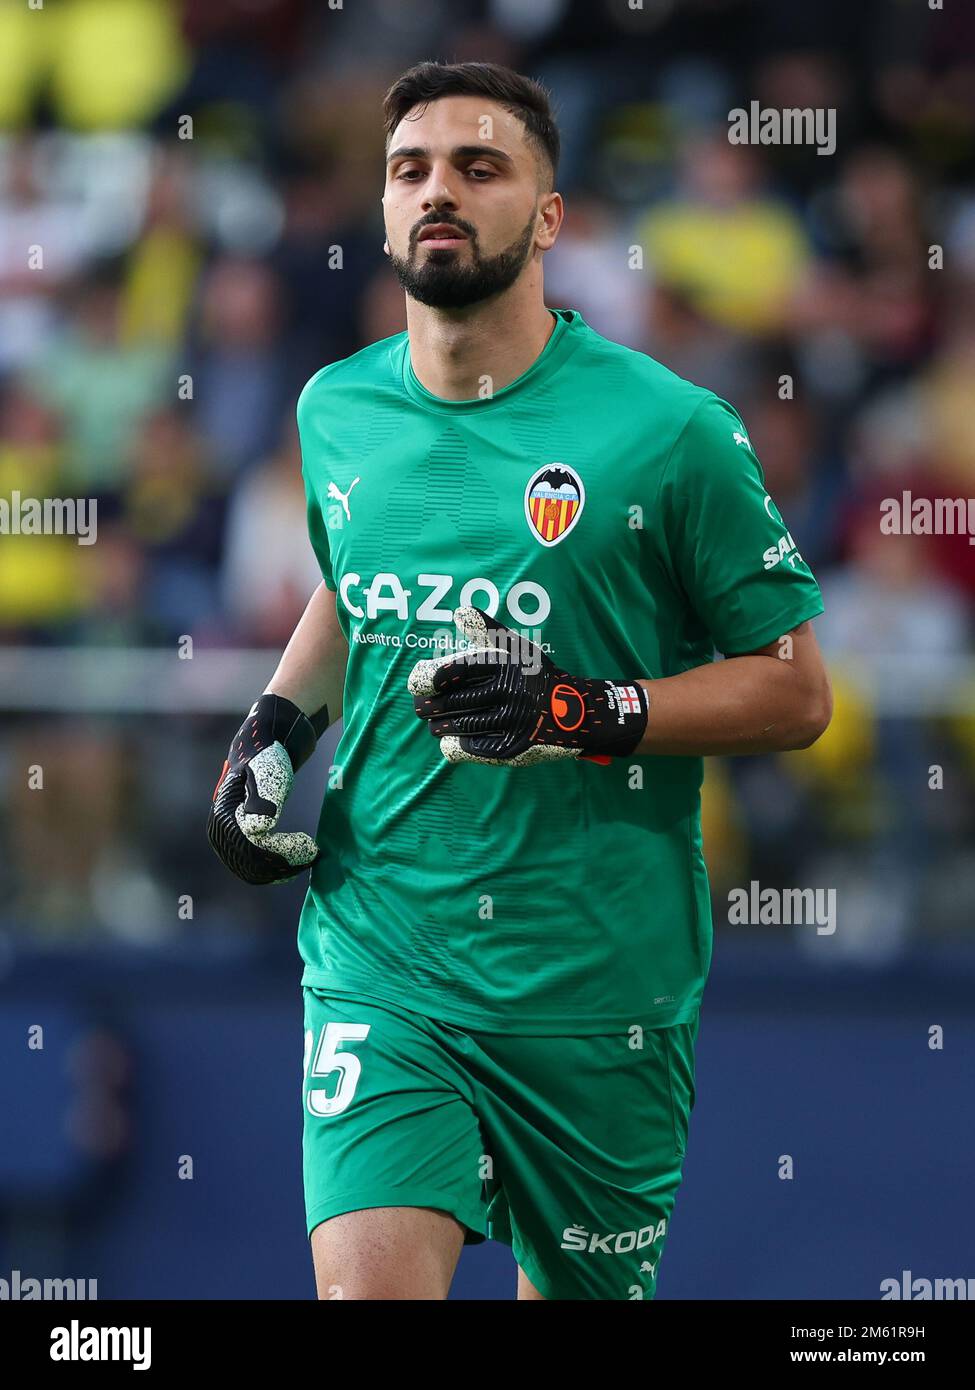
left=383, top=61, right=560, bottom=190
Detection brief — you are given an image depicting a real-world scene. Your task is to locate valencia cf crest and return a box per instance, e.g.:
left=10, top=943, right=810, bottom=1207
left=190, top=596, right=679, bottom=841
left=524, top=463, right=585, bottom=547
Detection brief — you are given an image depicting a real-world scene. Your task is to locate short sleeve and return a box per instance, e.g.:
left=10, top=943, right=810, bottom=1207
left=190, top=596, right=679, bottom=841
left=297, top=371, right=336, bottom=593
left=658, top=395, right=824, bottom=654
left=301, top=464, right=336, bottom=592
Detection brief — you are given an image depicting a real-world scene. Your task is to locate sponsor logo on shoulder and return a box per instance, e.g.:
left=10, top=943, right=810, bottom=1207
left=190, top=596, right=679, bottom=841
left=759, top=492, right=805, bottom=570
left=763, top=530, right=804, bottom=570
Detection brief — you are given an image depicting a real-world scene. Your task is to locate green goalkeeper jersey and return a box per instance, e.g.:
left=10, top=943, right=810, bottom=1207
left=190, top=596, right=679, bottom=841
left=295, top=307, right=824, bottom=1033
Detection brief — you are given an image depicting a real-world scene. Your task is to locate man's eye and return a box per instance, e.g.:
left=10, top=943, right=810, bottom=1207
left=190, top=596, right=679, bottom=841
left=396, top=167, right=494, bottom=181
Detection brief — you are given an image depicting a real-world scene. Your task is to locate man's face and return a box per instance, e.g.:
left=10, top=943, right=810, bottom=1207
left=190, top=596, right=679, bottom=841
left=383, top=95, right=557, bottom=309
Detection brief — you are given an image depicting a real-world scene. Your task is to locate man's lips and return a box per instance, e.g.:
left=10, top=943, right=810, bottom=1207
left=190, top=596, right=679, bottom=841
left=418, top=225, right=469, bottom=246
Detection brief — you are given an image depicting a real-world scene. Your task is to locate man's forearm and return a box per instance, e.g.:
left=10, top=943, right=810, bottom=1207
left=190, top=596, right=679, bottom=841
left=264, top=582, right=348, bottom=727
left=631, top=648, right=832, bottom=757
left=208, top=586, right=343, bottom=885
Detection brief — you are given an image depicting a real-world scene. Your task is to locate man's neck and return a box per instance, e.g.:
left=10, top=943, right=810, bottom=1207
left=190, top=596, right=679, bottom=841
left=406, top=292, right=557, bottom=402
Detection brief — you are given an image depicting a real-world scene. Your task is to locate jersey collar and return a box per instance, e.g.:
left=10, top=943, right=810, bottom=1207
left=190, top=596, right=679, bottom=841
left=401, top=307, right=583, bottom=413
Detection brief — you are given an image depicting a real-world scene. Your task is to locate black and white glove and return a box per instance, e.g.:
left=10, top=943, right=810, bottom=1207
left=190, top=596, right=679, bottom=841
left=207, top=694, right=329, bottom=884
left=408, top=606, right=649, bottom=767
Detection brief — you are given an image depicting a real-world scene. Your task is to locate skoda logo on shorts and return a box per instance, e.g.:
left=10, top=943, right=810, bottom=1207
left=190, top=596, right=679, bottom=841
left=525, top=464, right=585, bottom=547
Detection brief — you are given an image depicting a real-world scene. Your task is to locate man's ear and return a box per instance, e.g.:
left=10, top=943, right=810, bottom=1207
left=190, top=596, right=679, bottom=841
left=383, top=239, right=390, bottom=257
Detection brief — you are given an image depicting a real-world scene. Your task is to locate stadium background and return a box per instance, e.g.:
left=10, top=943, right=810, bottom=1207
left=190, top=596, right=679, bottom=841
left=0, top=0, right=973, bottom=1299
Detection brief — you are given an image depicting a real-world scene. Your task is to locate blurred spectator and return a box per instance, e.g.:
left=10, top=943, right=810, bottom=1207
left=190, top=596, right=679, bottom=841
left=0, top=381, right=88, bottom=636
left=29, top=258, right=173, bottom=490
left=644, top=283, right=754, bottom=405
left=6, top=724, right=130, bottom=939
left=803, top=514, right=971, bottom=954
left=219, top=424, right=322, bottom=645
left=817, top=514, right=970, bottom=669
left=121, top=406, right=227, bottom=639
left=270, top=166, right=384, bottom=380
left=120, top=147, right=203, bottom=349
left=73, top=525, right=149, bottom=647
left=635, top=132, right=811, bottom=335
left=795, top=147, right=934, bottom=379
left=187, top=255, right=289, bottom=478
left=0, top=137, right=95, bottom=370
left=47, top=0, right=188, bottom=133
left=922, top=312, right=975, bottom=497
left=545, top=193, right=652, bottom=349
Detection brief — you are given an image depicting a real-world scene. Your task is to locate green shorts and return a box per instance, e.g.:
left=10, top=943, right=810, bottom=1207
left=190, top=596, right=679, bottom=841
left=301, top=986, right=699, bottom=1301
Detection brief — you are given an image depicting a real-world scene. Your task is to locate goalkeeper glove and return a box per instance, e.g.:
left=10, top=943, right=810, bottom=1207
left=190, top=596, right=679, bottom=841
left=207, top=693, right=329, bottom=884
left=408, top=606, right=649, bottom=767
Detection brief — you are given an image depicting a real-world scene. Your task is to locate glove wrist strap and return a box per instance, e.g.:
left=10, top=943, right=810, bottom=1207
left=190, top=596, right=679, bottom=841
left=244, top=694, right=328, bottom=773
left=579, top=679, right=650, bottom=757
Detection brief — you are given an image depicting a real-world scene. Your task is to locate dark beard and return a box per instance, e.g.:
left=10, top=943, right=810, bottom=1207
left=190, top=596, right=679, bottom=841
left=388, top=214, right=537, bottom=309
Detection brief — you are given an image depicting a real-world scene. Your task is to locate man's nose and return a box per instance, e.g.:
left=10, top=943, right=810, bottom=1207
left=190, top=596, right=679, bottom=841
left=421, top=163, right=461, bottom=210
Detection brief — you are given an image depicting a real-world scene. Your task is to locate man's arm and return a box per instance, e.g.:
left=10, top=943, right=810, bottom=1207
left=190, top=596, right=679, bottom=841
left=409, top=608, right=831, bottom=767
left=631, top=620, right=832, bottom=756
left=207, top=583, right=348, bottom=884
left=264, top=581, right=349, bottom=726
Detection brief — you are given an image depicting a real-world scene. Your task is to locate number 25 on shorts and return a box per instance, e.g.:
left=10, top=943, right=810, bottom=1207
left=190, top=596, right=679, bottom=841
left=303, top=1022, right=371, bottom=1116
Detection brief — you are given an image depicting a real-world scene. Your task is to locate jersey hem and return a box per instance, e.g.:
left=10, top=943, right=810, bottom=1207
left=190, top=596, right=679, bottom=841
left=299, top=966, right=702, bottom=1034
left=717, top=595, right=826, bottom=656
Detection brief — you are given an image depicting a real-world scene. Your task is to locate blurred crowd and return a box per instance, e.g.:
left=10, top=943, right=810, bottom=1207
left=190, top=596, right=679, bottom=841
left=1, top=0, right=974, bottom=947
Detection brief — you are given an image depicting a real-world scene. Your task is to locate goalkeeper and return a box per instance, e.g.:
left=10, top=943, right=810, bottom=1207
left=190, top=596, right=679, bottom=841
left=206, top=57, right=833, bottom=1304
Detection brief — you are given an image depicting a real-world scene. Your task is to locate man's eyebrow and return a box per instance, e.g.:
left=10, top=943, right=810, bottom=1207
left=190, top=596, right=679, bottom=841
left=386, top=144, right=515, bottom=166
